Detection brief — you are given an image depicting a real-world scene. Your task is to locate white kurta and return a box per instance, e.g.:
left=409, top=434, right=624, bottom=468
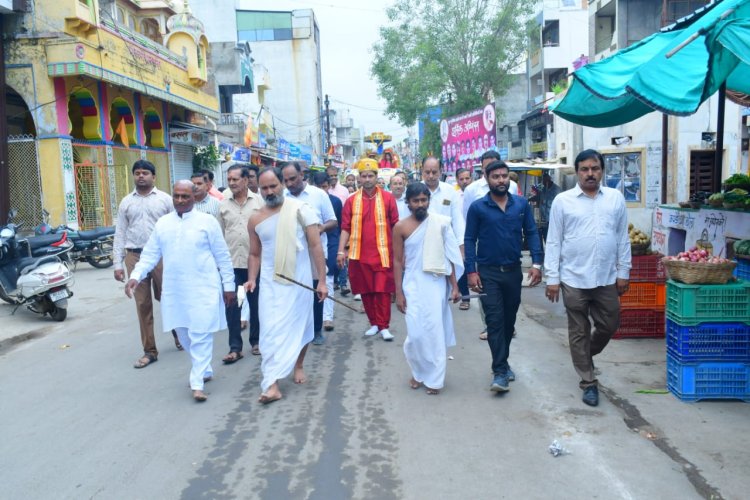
left=402, top=216, right=464, bottom=390
left=256, top=209, right=316, bottom=392
left=130, top=210, right=235, bottom=333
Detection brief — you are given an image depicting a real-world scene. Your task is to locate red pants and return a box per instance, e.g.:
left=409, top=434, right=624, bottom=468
left=361, top=292, right=391, bottom=330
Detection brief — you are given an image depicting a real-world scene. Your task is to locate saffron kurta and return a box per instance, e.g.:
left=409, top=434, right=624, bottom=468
left=256, top=205, right=318, bottom=392
left=402, top=215, right=464, bottom=389
left=341, top=188, right=399, bottom=294
left=130, top=210, right=235, bottom=333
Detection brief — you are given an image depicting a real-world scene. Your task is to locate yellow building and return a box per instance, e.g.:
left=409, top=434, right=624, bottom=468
left=4, top=0, right=219, bottom=228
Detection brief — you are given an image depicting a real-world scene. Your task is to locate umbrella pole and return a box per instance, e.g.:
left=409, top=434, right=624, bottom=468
left=662, top=114, right=668, bottom=204
left=715, top=82, right=726, bottom=191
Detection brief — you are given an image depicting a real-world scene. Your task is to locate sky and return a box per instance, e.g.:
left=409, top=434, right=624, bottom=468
left=248, top=0, right=412, bottom=143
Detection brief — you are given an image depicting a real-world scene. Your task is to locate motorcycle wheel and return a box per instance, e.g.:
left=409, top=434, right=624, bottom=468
left=86, top=241, right=114, bottom=269
left=49, top=306, right=67, bottom=322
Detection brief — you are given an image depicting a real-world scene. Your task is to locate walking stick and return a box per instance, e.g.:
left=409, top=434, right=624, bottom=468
left=275, top=273, right=360, bottom=312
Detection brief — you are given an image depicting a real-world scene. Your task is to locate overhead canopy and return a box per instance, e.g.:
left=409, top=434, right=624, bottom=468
left=551, top=0, right=750, bottom=128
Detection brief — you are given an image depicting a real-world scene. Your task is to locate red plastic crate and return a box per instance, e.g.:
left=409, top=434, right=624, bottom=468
left=614, top=308, right=665, bottom=339
left=630, top=254, right=666, bottom=282
left=620, top=282, right=666, bottom=309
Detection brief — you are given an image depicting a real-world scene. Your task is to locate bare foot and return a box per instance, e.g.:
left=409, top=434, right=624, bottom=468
left=425, top=387, right=440, bottom=395
left=294, top=367, right=307, bottom=384
left=409, top=377, right=422, bottom=390
left=193, top=390, right=208, bottom=402
left=258, top=384, right=282, bottom=404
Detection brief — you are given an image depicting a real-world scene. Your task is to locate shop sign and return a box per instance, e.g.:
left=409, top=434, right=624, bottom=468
left=169, top=129, right=208, bottom=145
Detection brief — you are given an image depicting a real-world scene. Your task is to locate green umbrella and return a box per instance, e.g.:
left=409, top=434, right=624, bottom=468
left=551, top=0, right=750, bottom=128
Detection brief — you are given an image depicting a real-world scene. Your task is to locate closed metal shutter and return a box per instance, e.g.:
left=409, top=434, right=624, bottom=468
left=170, top=144, right=194, bottom=182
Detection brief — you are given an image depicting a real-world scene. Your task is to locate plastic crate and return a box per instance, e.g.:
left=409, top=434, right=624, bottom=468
left=666, top=318, right=750, bottom=362
left=630, top=254, right=666, bottom=282
left=619, top=282, right=666, bottom=309
left=614, top=308, right=665, bottom=339
left=666, top=353, right=750, bottom=402
left=734, top=258, right=750, bottom=281
left=666, top=280, right=750, bottom=324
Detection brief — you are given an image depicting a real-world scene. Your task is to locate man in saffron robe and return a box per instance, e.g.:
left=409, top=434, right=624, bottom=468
left=337, top=158, right=400, bottom=341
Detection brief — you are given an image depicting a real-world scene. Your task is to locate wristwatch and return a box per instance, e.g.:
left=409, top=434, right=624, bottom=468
left=532, top=264, right=543, bottom=270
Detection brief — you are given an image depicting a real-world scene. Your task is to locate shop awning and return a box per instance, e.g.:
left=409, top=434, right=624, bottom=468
left=550, top=0, right=750, bottom=128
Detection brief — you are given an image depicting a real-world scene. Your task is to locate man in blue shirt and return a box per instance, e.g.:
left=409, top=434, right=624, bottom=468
left=465, top=160, right=544, bottom=393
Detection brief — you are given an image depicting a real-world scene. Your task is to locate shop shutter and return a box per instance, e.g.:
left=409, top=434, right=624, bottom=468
left=171, top=144, right=194, bottom=182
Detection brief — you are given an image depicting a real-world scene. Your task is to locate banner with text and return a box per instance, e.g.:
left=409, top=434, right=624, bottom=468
left=439, top=103, right=497, bottom=173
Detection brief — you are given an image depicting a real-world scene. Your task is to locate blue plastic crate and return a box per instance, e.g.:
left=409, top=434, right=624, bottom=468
left=666, top=353, right=750, bottom=402
left=666, top=319, right=750, bottom=362
left=734, top=258, right=750, bottom=281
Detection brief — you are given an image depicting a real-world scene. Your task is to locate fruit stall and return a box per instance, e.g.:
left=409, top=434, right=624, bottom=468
left=635, top=184, right=750, bottom=402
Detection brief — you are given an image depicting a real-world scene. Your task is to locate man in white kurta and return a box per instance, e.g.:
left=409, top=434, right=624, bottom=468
left=394, top=183, right=463, bottom=394
left=247, top=168, right=328, bottom=404
left=126, top=181, right=235, bottom=402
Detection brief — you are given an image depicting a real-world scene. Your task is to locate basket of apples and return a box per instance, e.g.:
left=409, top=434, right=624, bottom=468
left=662, top=248, right=736, bottom=284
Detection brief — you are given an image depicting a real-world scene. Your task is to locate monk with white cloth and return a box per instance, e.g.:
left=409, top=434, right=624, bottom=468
left=394, top=183, right=463, bottom=394
left=247, top=168, right=328, bottom=404
left=125, top=180, right=236, bottom=402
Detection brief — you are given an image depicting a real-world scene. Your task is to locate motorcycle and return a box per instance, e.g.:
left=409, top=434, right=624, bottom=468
left=0, top=210, right=74, bottom=321
left=34, top=210, right=114, bottom=269
left=26, top=231, right=74, bottom=259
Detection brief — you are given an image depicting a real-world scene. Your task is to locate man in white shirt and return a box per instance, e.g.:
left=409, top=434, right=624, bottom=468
left=421, top=156, right=465, bottom=255
left=390, top=172, right=410, bottom=220
left=544, top=149, right=631, bottom=407
left=282, top=162, right=337, bottom=345
left=125, top=180, right=235, bottom=402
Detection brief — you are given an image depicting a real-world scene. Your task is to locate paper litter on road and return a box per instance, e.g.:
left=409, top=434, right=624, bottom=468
left=549, top=440, right=570, bottom=457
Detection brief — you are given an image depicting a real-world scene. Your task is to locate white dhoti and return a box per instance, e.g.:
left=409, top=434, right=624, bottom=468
left=323, top=274, right=335, bottom=321
left=174, top=327, right=213, bottom=390
left=256, top=212, right=314, bottom=392
left=402, top=216, right=464, bottom=390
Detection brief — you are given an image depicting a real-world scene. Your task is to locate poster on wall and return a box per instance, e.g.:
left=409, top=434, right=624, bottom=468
left=439, top=103, right=497, bottom=173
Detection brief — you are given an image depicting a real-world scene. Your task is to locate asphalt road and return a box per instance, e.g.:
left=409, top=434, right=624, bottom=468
left=1, top=267, right=748, bottom=499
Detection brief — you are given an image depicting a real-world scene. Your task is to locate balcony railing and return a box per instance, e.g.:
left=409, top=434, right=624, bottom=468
left=220, top=113, right=248, bottom=126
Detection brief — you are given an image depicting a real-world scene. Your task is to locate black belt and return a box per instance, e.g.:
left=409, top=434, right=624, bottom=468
left=127, top=248, right=143, bottom=253
left=483, top=264, right=521, bottom=272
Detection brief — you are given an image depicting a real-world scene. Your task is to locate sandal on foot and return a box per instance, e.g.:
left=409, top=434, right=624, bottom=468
left=479, top=331, right=488, bottom=341
left=134, top=354, right=157, bottom=369
left=193, top=390, right=208, bottom=402
left=459, top=302, right=470, bottom=310
left=426, top=387, right=440, bottom=395
left=172, top=330, right=184, bottom=351
left=250, top=345, right=261, bottom=356
left=222, top=351, right=244, bottom=364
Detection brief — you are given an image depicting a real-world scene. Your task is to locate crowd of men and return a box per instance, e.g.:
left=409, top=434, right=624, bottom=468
left=114, top=148, right=631, bottom=407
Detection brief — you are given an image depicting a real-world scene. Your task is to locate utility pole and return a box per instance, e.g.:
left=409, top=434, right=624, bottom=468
left=0, top=18, right=10, bottom=222
left=324, top=94, right=331, bottom=158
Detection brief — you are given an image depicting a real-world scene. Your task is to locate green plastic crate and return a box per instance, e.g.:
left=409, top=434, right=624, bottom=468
left=666, top=280, right=750, bottom=324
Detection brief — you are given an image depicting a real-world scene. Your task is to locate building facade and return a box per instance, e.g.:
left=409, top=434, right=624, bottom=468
left=3, top=0, right=219, bottom=228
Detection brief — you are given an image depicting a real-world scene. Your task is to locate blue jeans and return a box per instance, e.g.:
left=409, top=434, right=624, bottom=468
left=337, top=261, right=349, bottom=288
left=478, top=265, right=522, bottom=376
left=458, top=261, right=470, bottom=301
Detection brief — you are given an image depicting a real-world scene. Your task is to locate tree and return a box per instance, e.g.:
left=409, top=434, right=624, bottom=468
left=371, top=0, right=536, bottom=127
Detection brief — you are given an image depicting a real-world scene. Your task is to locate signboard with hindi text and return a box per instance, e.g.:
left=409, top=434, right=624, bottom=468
left=439, top=103, right=497, bottom=173
left=652, top=205, right=750, bottom=257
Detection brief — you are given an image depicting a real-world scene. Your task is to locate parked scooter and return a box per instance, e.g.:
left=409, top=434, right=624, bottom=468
left=0, top=210, right=74, bottom=321
left=34, top=210, right=114, bottom=268
left=26, top=231, right=74, bottom=259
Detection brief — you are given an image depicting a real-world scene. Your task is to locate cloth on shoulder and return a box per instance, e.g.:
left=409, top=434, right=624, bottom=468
left=274, top=197, right=318, bottom=284
left=422, top=213, right=464, bottom=279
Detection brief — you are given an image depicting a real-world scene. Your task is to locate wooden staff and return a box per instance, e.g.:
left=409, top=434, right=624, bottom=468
left=275, top=273, right=360, bottom=312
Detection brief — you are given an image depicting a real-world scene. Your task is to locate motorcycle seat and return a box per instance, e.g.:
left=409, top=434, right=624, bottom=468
left=26, top=234, right=66, bottom=249
left=77, top=227, right=115, bottom=240
left=18, top=256, right=61, bottom=275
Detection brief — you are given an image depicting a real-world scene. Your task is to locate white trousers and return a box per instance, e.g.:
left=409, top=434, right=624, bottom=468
left=174, top=327, right=213, bottom=390
left=323, top=274, right=335, bottom=321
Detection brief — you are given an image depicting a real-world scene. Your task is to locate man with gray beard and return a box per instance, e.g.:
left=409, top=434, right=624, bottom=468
left=246, top=168, right=328, bottom=404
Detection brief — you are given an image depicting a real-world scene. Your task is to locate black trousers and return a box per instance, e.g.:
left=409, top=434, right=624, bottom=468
left=227, top=268, right=260, bottom=352
left=313, top=279, right=323, bottom=334
left=478, top=265, right=522, bottom=376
